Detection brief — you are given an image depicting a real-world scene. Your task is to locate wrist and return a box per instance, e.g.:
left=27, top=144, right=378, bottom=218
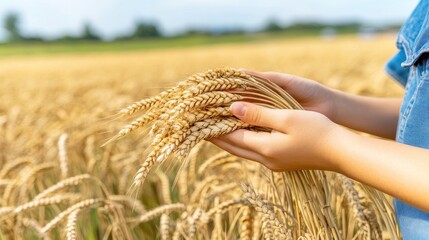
left=318, top=125, right=358, bottom=173
left=323, top=87, right=343, bottom=123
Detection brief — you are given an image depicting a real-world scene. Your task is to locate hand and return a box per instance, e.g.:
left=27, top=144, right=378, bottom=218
left=210, top=102, right=342, bottom=172
left=243, top=69, right=337, bottom=120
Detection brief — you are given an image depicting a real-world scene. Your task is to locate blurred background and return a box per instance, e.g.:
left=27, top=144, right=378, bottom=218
left=0, top=0, right=420, bottom=55
left=0, top=1, right=422, bottom=239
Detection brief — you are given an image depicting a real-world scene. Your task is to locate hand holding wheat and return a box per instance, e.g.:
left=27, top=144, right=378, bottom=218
left=210, top=101, right=341, bottom=172
left=109, top=67, right=304, bottom=188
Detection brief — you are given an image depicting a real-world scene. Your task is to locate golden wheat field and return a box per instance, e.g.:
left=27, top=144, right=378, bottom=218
left=0, top=35, right=405, bottom=240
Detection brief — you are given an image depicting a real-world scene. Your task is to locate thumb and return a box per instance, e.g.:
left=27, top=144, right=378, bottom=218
left=230, top=102, right=285, bottom=130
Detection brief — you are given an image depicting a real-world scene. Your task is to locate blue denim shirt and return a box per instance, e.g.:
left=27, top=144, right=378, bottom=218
left=385, top=0, right=429, bottom=239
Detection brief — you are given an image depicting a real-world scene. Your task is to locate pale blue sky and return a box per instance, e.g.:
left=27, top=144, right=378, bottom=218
left=0, top=0, right=420, bottom=40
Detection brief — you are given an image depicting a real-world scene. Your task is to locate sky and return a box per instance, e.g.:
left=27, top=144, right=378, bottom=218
left=0, top=0, right=420, bottom=41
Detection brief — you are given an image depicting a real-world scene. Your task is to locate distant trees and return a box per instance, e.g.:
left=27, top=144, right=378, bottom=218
left=1, top=11, right=401, bottom=44
left=81, top=23, right=101, bottom=41
left=132, top=22, right=161, bottom=38
left=264, top=20, right=283, bottom=32
left=2, top=13, right=103, bottom=43
left=4, top=13, right=23, bottom=42
left=55, top=23, right=101, bottom=42
left=115, top=22, right=161, bottom=40
left=261, top=20, right=364, bottom=35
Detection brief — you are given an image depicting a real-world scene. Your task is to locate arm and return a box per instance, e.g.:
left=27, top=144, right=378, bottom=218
left=328, top=126, right=429, bottom=213
left=330, top=90, right=401, bottom=139
left=210, top=102, right=429, bottom=213
left=245, top=71, right=401, bottom=139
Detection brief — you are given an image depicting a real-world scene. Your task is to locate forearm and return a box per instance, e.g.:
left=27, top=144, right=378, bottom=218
left=330, top=89, right=401, bottom=139
left=327, top=128, right=429, bottom=212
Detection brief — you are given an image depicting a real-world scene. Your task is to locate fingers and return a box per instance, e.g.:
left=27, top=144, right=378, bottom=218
left=215, top=129, right=272, bottom=153
left=209, top=138, right=266, bottom=163
left=230, top=102, right=289, bottom=131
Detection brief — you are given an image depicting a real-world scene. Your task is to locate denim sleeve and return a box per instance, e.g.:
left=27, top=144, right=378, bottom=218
left=385, top=49, right=410, bottom=87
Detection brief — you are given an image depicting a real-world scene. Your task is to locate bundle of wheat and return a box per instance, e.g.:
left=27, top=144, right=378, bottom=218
left=108, top=67, right=399, bottom=239
left=109, top=68, right=301, bottom=187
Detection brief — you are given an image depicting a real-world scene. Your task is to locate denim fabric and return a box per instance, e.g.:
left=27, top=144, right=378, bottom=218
left=385, top=0, right=429, bottom=239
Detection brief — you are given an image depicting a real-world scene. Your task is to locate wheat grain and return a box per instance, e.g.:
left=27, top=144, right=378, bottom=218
left=84, top=136, right=96, bottom=173
left=41, top=198, right=104, bottom=233
left=183, top=107, right=232, bottom=125
left=66, top=209, right=80, bottom=240
left=157, top=171, right=172, bottom=204
left=0, top=207, right=13, bottom=216
left=240, top=206, right=254, bottom=240
left=132, top=138, right=169, bottom=187
left=0, top=157, right=32, bottom=179
left=119, top=95, right=161, bottom=116
left=133, top=203, right=186, bottom=224
left=241, top=183, right=288, bottom=240
left=173, top=91, right=242, bottom=115
left=160, top=214, right=172, bottom=240
left=182, top=78, right=246, bottom=98
left=14, top=196, right=75, bottom=214
left=155, top=118, right=226, bottom=163
left=110, top=110, right=159, bottom=143
left=337, top=174, right=370, bottom=239
left=58, top=133, right=69, bottom=179
left=149, top=91, right=241, bottom=137
left=187, top=208, right=205, bottom=239
left=175, top=118, right=250, bottom=160
left=206, top=197, right=246, bottom=218
left=34, top=174, right=92, bottom=200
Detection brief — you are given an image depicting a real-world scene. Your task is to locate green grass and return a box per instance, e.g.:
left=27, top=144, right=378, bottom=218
left=0, top=32, right=331, bottom=58
left=0, top=35, right=254, bottom=57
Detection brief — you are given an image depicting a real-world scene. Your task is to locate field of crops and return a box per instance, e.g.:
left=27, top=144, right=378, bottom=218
left=0, top=35, right=404, bottom=239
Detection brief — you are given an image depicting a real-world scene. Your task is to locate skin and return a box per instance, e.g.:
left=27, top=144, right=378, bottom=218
left=210, top=70, right=429, bottom=213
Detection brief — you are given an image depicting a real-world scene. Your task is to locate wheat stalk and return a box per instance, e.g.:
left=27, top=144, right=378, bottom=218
left=14, top=195, right=76, bottom=214
left=33, top=174, right=92, bottom=200
left=41, top=198, right=104, bottom=233
left=132, top=203, right=186, bottom=224
left=241, top=183, right=289, bottom=240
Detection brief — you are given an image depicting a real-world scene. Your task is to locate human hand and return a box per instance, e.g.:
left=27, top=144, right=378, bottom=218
left=243, top=69, right=337, bottom=120
left=210, top=102, right=342, bottom=172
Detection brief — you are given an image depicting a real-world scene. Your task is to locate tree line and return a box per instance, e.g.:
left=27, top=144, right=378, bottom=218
left=2, top=13, right=401, bottom=43
left=3, top=13, right=161, bottom=43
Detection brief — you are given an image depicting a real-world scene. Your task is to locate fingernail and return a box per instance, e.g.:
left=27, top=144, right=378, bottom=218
left=230, top=102, right=247, bottom=117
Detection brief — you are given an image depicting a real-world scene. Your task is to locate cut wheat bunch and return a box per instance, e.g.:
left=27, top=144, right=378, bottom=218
left=107, top=68, right=302, bottom=190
